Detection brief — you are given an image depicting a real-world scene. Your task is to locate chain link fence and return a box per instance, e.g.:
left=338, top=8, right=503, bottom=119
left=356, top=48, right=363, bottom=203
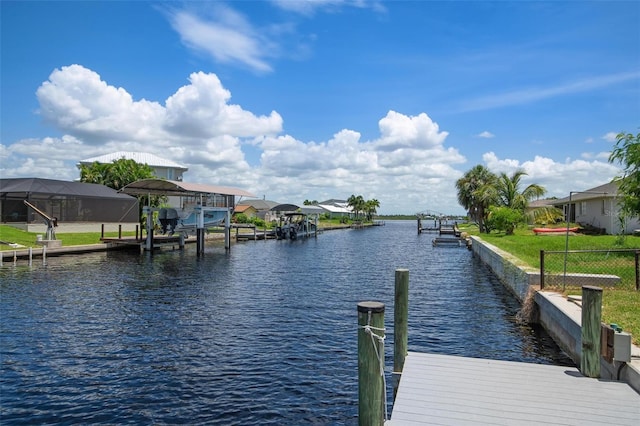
left=540, top=249, right=640, bottom=291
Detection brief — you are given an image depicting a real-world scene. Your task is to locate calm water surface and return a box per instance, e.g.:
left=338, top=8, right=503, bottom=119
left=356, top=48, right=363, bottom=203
left=1, top=221, right=573, bottom=424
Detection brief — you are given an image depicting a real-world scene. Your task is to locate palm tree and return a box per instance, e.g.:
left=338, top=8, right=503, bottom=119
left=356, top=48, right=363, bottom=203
left=455, top=165, right=497, bottom=233
left=347, top=194, right=365, bottom=220
left=364, top=199, right=380, bottom=221
left=494, top=169, right=546, bottom=210
left=488, top=169, right=548, bottom=233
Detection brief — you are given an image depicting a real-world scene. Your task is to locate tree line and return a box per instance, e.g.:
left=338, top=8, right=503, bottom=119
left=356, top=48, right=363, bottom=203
left=304, top=195, right=380, bottom=221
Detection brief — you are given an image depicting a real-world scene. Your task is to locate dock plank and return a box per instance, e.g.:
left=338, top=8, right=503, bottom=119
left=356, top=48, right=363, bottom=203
left=389, top=352, right=640, bottom=425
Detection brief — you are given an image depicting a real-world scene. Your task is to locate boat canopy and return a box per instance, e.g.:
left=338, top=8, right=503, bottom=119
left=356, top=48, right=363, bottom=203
left=120, top=179, right=255, bottom=198
left=270, top=203, right=325, bottom=215
left=270, top=203, right=300, bottom=212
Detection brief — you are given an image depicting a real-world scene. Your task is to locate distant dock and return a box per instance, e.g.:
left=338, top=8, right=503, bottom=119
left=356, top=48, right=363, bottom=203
left=389, top=352, right=640, bottom=425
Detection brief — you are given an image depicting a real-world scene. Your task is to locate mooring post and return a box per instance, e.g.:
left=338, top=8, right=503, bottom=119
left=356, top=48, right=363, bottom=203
left=101, top=224, right=105, bottom=239
left=28, top=247, right=33, bottom=266
left=144, top=206, right=153, bottom=251
left=394, top=269, right=409, bottom=399
left=417, top=217, right=421, bottom=234
left=118, top=224, right=122, bottom=239
left=358, top=301, right=385, bottom=426
left=581, top=285, right=602, bottom=378
left=225, top=210, right=231, bottom=250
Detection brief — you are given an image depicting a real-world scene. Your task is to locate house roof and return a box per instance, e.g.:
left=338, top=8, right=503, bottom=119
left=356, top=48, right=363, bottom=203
left=318, top=203, right=352, bottom=214
left=237, top=199, right=280, bottom=210
left=300, top=205, right=325, bottom=215
left=527, top=199, right=557, bottom=209
left=0, top=178, right=135, bottom=200
left=270, top=203, right=300, bottom=212
left=320, top=199, right=348, bottom=206
left=120, top=179, right=255, bottom=197
left=552, top=181, right=620, bottom=205
left=234, top=204, right=256, bottom=213
left=78, top=151, right=188, bottom=171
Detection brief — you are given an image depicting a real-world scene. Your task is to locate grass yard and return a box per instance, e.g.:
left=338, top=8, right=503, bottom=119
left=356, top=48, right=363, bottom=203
left=0, top=225, right=137, bottom=249
left=460, top=223, right=640, bottom=345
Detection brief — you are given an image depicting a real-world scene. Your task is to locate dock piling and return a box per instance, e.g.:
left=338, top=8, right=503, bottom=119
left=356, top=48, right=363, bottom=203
left=581, top=285, right=602, bottom=378
left=394, top=269, right=409, bottom=399
left=358, top=301, right=386, bottom=426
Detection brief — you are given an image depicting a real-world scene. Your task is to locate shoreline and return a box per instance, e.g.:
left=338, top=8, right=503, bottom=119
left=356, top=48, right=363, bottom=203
left=471, top=235, right=640, bottom=394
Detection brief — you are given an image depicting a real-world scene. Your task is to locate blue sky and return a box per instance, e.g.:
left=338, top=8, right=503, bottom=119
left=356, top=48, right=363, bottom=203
left=1, top=1, right=638, bottom=215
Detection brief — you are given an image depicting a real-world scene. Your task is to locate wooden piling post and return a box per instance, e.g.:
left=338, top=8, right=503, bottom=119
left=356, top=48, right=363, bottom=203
left=144, top=206, right=153, bottom=251
left=118, top=224, right=122, bottom=239
left=394, top=269, right=409, bottom=399
left=581, top=285, right=602, bottom=378
left=358, top=301, right=385, bottom=426
left=417, top=218, right=421, bottom=234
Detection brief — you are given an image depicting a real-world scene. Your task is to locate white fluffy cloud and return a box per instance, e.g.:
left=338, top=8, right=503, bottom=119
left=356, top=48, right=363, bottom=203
left=1, top=65, right=622, bottom=214
left=482, top=152, right=619, bottom=199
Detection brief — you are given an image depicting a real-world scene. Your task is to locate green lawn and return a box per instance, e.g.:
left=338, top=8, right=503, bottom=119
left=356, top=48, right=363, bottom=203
left=0, top=224, right=136, bottom=248
left=460, top=224, right=640, bottom=345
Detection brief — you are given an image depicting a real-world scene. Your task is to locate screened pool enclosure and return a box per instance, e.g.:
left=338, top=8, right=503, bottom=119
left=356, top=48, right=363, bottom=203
left=1, top=178, right=139, bottom=229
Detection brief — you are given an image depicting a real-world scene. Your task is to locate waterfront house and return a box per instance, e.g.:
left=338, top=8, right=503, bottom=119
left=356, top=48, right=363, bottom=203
left=550, top=181, right=640, bottom=234
left=317, top=199, right=353, bottom=219
left=233, top=204, right=258, bottom=221
left=236, top=199, right=281, bottom=222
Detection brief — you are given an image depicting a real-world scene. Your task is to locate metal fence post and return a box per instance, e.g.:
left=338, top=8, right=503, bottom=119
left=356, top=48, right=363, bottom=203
left=540, top=250, right=545, bottom=290
left=635, top=250, right=640, bottom=291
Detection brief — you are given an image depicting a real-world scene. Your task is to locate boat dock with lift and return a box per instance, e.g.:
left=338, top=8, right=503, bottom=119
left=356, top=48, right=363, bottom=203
left=104, top=179, right=255, bottom=254
left=417, top=213, right=470, bottom=248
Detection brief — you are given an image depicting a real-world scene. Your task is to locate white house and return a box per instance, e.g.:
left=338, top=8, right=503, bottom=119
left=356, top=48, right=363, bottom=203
left=551, top=181, right=640, bottom=235
left=77, top=151, right=189, bottom=181
left=318, top=199, right=353, bottom=219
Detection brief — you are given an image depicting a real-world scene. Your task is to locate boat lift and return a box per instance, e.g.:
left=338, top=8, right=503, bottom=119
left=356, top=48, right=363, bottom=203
left=23, top=200, right=57, bottom=241
left=120, top=179, right=255, bottom=255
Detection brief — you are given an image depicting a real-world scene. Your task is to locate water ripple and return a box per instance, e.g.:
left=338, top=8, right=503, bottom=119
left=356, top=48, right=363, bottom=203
left=1, top=221, right=572, bottom=424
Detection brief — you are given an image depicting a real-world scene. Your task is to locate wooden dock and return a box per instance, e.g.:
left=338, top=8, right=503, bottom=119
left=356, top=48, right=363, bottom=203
left=389, top=352, right=640, bottom=425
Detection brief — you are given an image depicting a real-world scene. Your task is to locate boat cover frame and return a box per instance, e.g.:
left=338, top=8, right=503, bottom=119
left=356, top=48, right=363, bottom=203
left=120, top=179, right=255, bottom=198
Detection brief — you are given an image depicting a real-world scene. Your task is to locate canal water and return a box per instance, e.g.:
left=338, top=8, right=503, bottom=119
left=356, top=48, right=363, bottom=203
left=1, top=220, right=573, bottom=425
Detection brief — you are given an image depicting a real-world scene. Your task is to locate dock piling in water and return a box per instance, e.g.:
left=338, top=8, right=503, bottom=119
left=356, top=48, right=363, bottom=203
left=357, top=301, right=386, bottom=426
left=394, top=269, right=409, bottom=399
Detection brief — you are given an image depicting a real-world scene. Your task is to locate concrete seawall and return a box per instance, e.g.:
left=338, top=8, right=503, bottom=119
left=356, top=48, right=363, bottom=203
left=470, top=236, right=640, bottom=394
